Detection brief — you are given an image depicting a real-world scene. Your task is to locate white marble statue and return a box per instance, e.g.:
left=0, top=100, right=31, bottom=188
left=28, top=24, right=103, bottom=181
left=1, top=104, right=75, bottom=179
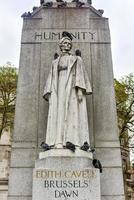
left=43, top=32, right=92, bottom=148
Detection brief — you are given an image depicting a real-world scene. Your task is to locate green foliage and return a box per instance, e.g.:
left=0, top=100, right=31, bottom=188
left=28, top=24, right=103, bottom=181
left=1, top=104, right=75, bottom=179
left=114, top=73, right=134, bottom=146
left=0, top=63, right=17, bottom=138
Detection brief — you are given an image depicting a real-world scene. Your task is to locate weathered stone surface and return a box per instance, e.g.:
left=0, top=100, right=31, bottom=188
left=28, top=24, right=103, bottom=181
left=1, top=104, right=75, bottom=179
left=10, top=148, right=36, bottom=168
left=8, top=168, right=33, bottom=196
left=37, top=149, right=93, bottom=170
left=100, top=168, right=124, bottom=196
left=91, top=43, right=119, bottom=144
left=0, top=192, right=8, bottom=200
left=101, top=196, right=125, bottom=200
left=13, top=43, right=41, bottom=142
left=8, top=197, right=32, bottom=200
left=39, top=149, right=93, bottom=159
left=21, top=29, right=110, bottom=43
left=66, top=9, right=90, bottom=28
left=33, top=168, right=100, bottom=200
left=33, top=156, right=101, bottom=200
left=12, top=141, right=36, bottom=148
left=89, top=18, right=109, bottom=30
left=95, top=148, right=122, bottom=167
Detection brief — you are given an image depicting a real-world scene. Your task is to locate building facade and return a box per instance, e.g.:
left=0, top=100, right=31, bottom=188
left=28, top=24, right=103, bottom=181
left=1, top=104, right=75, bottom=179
left=0, top=129, right=11, bottom=200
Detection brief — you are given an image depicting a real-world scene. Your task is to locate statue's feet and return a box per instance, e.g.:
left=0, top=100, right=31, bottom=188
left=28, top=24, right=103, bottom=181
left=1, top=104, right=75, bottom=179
left=55, top=143, right=63, bottom=149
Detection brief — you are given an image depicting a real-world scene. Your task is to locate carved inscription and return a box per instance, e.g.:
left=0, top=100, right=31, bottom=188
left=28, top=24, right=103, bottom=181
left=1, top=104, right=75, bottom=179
left=35, top=169, right=95, bottom=179
left=22, top=29, right=110, bottom=43
left=33, top=169, right=100, bottom=200
left=34, top=31, right=96, bottom=42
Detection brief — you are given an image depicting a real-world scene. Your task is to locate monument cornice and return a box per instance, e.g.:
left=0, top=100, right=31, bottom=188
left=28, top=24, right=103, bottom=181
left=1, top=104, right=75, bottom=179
left=21, top=3, right=104, bottom=19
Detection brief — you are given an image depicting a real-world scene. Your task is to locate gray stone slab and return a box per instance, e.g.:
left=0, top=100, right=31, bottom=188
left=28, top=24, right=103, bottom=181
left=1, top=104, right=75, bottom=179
left=95, top=148, right=122, bottom=167
left=91, top=43, right=119, bottom=143
left=33, top=168, right=100, bottom=200
left=21, top=30, right=109, bottom=44
left=39, top=149, right=92, bottom=159
left=12, top=141, right=36, bottom=148
left=8, top=197, right=32, bottom=200
left=35, top=156, right=93, bottom=169
left=8, top=168, right=33, bottom=196
left=21, top=29, right=110, bottom=44
left=41, top=9, right=66, bottom=29
left=23, top=18, right=42, bottom=30
left=66, top=8, right=90, bottom=28
left=33, top=157, right=101, bottom=200
left=100, top=168, right=124, bottom=196
left=10, top=148, right=36, bottom=168
left=13, top=43, right=41, bottom=142
left=89, top=18, right=109, bottom=30
left=101, top=196, right=125, bottom=200
left=23, top=8, right=66, bottom=30
left=95, top=140, right=120, bottom=148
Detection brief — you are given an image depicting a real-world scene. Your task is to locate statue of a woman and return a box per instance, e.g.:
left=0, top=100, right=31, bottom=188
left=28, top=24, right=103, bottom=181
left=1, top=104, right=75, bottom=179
left=43, top=32, right=92, bottom=149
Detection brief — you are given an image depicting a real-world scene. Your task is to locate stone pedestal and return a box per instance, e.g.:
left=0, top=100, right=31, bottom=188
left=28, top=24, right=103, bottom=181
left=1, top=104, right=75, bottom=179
left=32, top=149, right=101, bottom=200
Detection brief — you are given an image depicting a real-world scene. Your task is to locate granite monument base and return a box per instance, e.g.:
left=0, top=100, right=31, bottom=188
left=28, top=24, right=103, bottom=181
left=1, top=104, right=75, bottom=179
left=32, top=149, right=101, bottom=200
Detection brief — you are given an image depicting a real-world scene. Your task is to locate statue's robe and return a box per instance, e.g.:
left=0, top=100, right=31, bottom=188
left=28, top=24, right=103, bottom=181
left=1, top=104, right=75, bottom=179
left=43, top=55, right=92, bottom=146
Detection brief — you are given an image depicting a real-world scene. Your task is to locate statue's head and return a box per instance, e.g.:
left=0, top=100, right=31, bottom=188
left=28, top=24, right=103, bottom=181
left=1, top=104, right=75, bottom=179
left=59, top=32, right=72, bottom=53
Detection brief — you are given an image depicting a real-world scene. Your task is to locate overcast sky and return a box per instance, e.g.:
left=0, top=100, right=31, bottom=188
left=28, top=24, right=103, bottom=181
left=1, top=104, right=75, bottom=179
left=0, top=0, right=134, bottom=78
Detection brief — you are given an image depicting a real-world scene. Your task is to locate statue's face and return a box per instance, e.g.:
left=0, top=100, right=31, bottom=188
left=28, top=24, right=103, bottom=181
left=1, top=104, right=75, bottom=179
left=60, top=38, right=72, bottom=53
